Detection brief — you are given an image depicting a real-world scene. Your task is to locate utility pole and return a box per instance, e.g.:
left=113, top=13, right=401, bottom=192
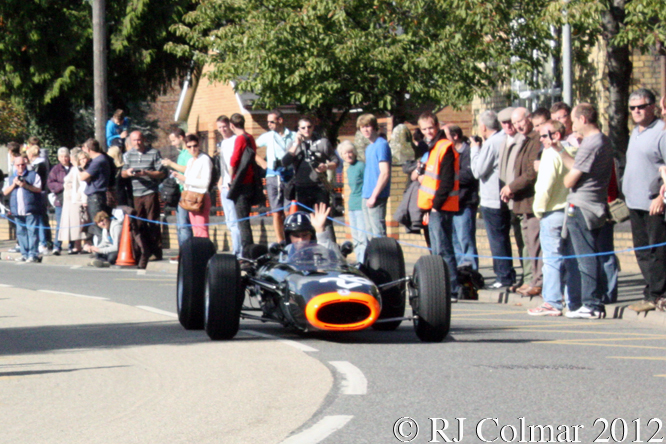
left=562, top=0, right=573, bottom=106
left=93, top=0, right=107, bottom=151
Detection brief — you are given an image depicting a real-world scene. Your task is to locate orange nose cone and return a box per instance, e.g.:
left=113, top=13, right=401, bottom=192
left=305, top=292, right=381, bottom=331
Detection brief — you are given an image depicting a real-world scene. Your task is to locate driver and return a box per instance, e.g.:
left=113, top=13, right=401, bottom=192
left=284, top=203, right=338, bottom=252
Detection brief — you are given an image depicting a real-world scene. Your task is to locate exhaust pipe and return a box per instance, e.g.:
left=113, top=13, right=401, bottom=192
left=305, top=292, right=380, bottom=331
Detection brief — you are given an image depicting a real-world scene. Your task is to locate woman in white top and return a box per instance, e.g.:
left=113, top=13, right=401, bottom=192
left=162, top=134, right=212, bottom=238
left=58, top=150, right=89, bottom=252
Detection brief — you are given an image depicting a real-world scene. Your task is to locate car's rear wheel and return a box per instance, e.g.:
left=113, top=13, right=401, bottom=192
left=364, top=237, right=406, bottom=330
left=205, top=253, right=243, bottom=340
left=177, top=237, right=216, bottom=330
left=412, top=255, right=451, bottom=342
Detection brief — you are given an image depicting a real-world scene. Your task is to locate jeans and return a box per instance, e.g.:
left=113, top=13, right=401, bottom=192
left=480, top=206, right=516, bottom=285
left=452, top=206, right=478, bottom=270
left=233, top=184, right=254, bottom=254
left=15, top=214, right=39, bottom=259
left=629, top=209, right=666, bottom=301
left=540, top=211, right=580, bottom=310
left=429, top=210, right=459, bottom=294
left=348, top=209, right=368, bottom=263
left=566, top=206, right=603, bottom=311
left=87, top=192, right=108, bottom=240
left=221, top=188, right=242, bottom=256
left=53, top=206, right=66, bottom=251
left=362, top=197, right=388, bottom=237
left=597, top=222, right=619, bottom=304
left=176, top=202, right=193, bottom=248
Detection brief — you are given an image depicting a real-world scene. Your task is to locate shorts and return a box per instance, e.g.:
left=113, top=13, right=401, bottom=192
left=266, top=175, right=288, bottom=212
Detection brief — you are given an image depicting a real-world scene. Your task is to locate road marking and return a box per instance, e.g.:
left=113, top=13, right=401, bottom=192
left=0, top=284, right=12, bottom=287
left=608, top=356, right=666, bottom=361
left=329, top=361, right=367, bottom=395
left=37, top=290, right=108, bottom=301
left=244, top=330, right=318, bottom=352
left=135, top=306, right=178, bottom=318
left=279, top=415, right=353, bottom=444
left=137, top=270, right=147, bottom=275
left=70, top=265, right=81, bottom=269
left=655, top=375, right=666, bottom=378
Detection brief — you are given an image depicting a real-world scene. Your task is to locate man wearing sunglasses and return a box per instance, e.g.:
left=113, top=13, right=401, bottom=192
left=623, top=88, right=666, bottom=312
left=256, top=109, right=297, bottom=243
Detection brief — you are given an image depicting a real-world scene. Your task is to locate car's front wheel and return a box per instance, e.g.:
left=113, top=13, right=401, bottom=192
left=364, top=237, right=406, bottom=330
left=204, top=253, right=244, bottom=340
left=177, top=237, right=216, bottom=330
left=411, top=255, right=451, bottom=342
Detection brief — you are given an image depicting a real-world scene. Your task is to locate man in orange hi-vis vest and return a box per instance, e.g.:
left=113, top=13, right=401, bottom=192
left=415, top=112, right=461, bottom=301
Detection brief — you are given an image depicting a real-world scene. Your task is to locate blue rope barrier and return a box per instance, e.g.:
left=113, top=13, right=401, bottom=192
left=127, top=204, right=291, bottom=228
left=0, top=213, right=94, bottom=230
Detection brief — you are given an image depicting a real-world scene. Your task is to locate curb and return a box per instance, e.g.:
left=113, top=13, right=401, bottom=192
left=477, top=288, right=666, bottom=329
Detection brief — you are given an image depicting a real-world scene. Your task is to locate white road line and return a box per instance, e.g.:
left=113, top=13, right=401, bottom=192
left=135, top=306, right=178, bottom=318
left=70, top=265, right=82, bottom=269
left=137, top=270, right=146, bottom=275
left=0, top=284, right=13, bottom=287
left=37, top=290, right=108, bottom=301
left=329, top=361, right=367, bottom=395
left=279, top=415, right=353, bottom=444
left=244, top=330, right=319, bottom=352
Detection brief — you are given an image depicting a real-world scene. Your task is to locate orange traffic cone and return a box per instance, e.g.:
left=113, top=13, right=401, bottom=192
left=289, top=200, right=299, bottom=215
left=116, top=214, right=137, bottom=267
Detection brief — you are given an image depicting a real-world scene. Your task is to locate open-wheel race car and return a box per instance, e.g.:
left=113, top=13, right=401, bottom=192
left=176, top=236, right=452, bottom=342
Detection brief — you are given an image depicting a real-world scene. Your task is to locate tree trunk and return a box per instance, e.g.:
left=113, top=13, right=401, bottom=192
left=602, top=0, right=632, bottom=159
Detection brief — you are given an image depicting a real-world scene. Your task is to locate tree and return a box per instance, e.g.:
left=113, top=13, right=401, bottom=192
left=0, top=0, right=194, bottom=146
left=167, top=0, right=555, bottom=142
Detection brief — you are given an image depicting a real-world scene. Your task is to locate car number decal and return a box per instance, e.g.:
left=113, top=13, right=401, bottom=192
left=320, top=275, right=372, bottom=289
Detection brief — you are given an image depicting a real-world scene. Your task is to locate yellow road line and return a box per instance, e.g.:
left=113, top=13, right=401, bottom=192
left=607, top=356, right=666, bottom=360
left=540, top=341, right=666, bottom=351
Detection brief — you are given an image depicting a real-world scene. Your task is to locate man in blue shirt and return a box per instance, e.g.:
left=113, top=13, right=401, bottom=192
left=256, top=109, right=296, bottom=243
left=359, top=113, right=391, bottom=236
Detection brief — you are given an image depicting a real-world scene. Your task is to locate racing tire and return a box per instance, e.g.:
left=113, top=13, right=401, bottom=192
left=364, top=237, right=406, bottom=331
left=204, top=253, right=243, bottom=340
left=244, top=243, right=268, bottom=260
left=412, top=255, right=451, bottom=342
left=177, top=237, right=216, bottom=330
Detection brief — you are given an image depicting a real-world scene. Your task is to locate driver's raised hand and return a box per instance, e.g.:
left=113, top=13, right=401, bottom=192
left=311, top=203, right=331, bottom=233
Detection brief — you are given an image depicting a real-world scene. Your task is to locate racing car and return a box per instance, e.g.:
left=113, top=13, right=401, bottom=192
left=176, top=236, right=452, bottom=342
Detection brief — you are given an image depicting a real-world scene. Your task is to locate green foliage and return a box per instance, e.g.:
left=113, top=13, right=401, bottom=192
left=616, top=0, right=666, bottom=51
left=0, top=98, right=28, bottom=143
left=168, top=0, right=556, bottom=139
left=0, top=0, right=195, bottom=146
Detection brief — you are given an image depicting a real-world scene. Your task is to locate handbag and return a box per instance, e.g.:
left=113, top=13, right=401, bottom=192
left=179, top=190, right=205, bottom=212
left=608, top=198, right=630, bottom=224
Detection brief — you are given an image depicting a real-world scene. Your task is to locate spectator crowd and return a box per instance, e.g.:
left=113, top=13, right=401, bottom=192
left=2, top=90, right=666, bottom=317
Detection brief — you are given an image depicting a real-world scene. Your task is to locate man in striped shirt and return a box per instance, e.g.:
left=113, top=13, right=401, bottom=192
left=122, top=131, right=166, bottom=268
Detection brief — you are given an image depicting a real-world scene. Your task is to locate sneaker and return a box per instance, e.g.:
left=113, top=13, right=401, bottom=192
left=565, top=306, right=604, bottom=319
left=7, top=246, right=19, bottom=253
left=628, top=300, right=656, bottom=313
left=169, top=256, right=179, bottom=265
left=26, top=256, right=40, bottom=263
left=655, top=297, right=666, bottom=312
left=90, top=259, right=110, bottom=268
left=15, top=256, right=27, bottom=262
left=527, top=303, right=562, bottom=317
left=52, top=248, right=61, bottom=256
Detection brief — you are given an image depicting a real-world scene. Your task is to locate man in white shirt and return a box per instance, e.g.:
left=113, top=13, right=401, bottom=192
left=216, top=115, right=242, bottom=256
left=256, top=110, right=296, bottom=243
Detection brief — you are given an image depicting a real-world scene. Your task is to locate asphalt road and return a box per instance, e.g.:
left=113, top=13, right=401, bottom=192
left=1, top=260, right=665, bottom=444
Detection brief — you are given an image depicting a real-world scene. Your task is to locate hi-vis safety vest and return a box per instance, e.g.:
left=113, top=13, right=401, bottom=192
left=417, top=139, right=460, bottom=212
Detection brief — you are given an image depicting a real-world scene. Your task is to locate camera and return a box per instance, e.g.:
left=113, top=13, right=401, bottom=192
left=472, top=135, right=482, bottom=144
left=17, top=176, right=25, bottom=182
left=417, top=163, right=426, bottom=175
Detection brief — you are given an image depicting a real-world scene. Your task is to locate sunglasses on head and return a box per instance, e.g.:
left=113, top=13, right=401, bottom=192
left=629, top=103, right=651, bottom=111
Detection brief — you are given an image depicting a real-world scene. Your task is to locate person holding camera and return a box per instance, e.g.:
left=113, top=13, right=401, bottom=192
left=3, top=155, right=44, bottom=262
left=282, top=117, right=338, bottom=239
left=121, top=131, right=166, bottom=267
